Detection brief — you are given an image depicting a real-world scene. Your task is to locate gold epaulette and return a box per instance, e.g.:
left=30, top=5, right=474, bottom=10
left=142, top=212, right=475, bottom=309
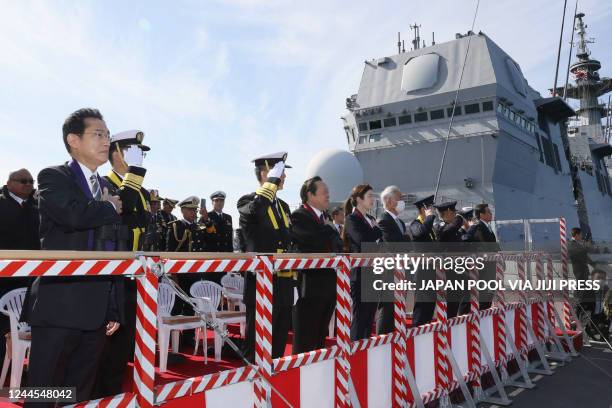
left=255, top=181, right=278, bottom=202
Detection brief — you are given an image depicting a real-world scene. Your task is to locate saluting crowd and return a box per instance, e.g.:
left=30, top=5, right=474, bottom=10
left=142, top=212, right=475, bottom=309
left=1, top=107, right=610, bottom=405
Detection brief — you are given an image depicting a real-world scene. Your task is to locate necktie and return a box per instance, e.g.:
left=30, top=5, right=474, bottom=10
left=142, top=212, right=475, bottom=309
left=90, top=174, right=102, bottom=200
left=319, top=213, right=325, bottom=224
left=397, top=218, right=405, bottom=234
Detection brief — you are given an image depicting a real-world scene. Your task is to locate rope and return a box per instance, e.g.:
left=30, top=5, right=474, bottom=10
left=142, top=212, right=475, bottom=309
left=433, top=0, right=481, bottom=200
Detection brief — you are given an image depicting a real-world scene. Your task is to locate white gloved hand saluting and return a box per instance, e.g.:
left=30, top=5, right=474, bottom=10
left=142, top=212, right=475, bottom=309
left=122, top=145, right=145, bottom=168
left=267, top=161, right=285, bottom=180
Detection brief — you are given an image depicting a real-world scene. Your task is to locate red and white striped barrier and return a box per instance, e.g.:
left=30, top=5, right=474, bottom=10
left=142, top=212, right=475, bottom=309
left=273, top=346, right=341, bottom=372
left=155, top=365, right=259, bottom=403
left=559, top=217, right=572, bottom=329
left=335, top=256, right=353, bottom=408
left=0, top=259, right=143, bottom=277
left=0, top=250, right=578, bottom=408
left=254, top=255, right=274, bottom=407
left=133, top=258, right=158, bottom=408
left=163, top=258, right=259, bottom=274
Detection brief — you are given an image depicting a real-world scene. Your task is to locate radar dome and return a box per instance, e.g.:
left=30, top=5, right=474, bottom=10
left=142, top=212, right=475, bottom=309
left=306, top=149, right=364, bottom=203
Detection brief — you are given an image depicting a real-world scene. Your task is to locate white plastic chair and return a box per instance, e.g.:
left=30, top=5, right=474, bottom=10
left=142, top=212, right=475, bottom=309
left=0, top=288, right=30, bottom=388
left=220, top=273, right=245, bottom=311
left=191, top=280, right=246, bottom=361
left=221, top=273, right=246, bottom=337
left=157, top=281, right=207, bottom=372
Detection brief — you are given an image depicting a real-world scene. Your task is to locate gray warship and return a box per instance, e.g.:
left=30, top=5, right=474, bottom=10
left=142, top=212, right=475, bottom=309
left=338, top=13, right=612, bottom=246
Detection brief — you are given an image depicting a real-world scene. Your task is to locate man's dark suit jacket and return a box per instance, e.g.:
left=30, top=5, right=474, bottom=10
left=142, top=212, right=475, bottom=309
left=24, top=160, right=122, bottom=331
left=290, top=204, right=343, bottom=300
left=378, top=210, right=409, bottom=243
left=464, top=220, right=497, bottom=244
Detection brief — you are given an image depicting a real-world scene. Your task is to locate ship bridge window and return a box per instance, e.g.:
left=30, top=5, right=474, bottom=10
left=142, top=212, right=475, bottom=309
left=358, top=122, right=368, bottom=132
left=541, top=136, right=558, bottom=172
left=369, top=133, right=381, bottom=143
left=448, top=106, right=462, bottom=116
left=401, top=53, right=441, bottom=93
left=398, top=114, right=412, bottom=125
left=465, top=103, right=480, bottom=114
left=383, top=117, right=397, bottom=127
left=430, top=109, right=445, bottom=120
left=482, top=101, right=494, bottom=111
left=414, top=112, right=428, bottom=122
left=359, top=135, right=367, bottom=144
left=369, top=120, right=382, bottom=130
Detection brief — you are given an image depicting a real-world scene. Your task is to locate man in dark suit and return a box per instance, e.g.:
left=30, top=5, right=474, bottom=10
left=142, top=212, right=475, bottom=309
left=207, top=191, right=234, bottom=252
left=568, top=227, right=591, bottom=282
left=0, top=168, right=40, bottom=368
left=290, top=176, right=343, bottom=353
left=409, top=195, right=438, bottom=327
left=238, top=152, right=294, bottom=361
left=24, top=108, right=123, bottom=406
left=464, top=203, right=498, bottom=309
left=377, top=185, right=410, bottom=334
left=156, top=198, right=178, bottom=251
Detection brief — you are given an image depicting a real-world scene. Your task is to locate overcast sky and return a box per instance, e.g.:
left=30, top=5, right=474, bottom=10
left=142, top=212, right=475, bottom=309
left=1, top=0, right=611, bottom=220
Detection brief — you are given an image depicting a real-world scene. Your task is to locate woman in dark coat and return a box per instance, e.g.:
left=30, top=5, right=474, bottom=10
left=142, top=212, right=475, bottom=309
left=342, top=184, right=382, bottom=340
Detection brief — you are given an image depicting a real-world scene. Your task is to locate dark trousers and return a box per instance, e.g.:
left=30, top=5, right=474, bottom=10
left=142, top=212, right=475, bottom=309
left=412, top=267, right=436, bottom=327
left=243, top=302, right=292, bottom=362
left=93, top=280, right=137, bottom=398
left=350, top=280, right=378, bottom=341
left=376, top=301, right=395, bottom=335
left=292, top=296, right=335, bottom=354
left=26, top=326, right=106, bottom=407
left=478, top=262, right=495, bottom=310
left=412, top=301, right=436, bottom=327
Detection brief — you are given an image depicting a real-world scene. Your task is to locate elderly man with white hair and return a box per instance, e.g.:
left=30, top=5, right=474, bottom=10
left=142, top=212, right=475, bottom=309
left=376, top=185, right=410, bottom=334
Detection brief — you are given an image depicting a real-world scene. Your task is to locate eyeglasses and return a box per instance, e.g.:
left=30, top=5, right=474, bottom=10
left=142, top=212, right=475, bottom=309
left=83, top=130, right=111, bottom=140
left=10, top=178, right=34, bottom=185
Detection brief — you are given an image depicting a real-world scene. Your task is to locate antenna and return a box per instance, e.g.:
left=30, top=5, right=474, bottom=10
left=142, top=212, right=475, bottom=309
left=432, top=32, right=436, bottom=45
left=552, top=0, right=568, bottom=97
left=410, top=23, right=421, bottom=50
left=397, top=32, right=402, bottom=54
left=563, top=1, right=578, bottom=100
left=402, top=40, right=405, bottom=53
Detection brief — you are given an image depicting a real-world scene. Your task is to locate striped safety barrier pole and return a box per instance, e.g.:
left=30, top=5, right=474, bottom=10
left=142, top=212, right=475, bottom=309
left=534, top=255, right=547, bottom=340
left=559, top=217, right=571, bottom=329
left=515, top=256, right=529, bottom=359
left=133, top=258, right=159, bottom=408
left=546, top=255, right=556, bottom=329
left=468, top=265, right=482, bottom=395
left=515, top=256, right=529, bottom=357
left=433, top=268, right=450, bottom=405
left=254, top=255, right=274, bottom=408
left=335, top=256, right=353, bottom=408
left=392, top=268, right=410, bottom=407
left=494, top=259, right=508, bottom=378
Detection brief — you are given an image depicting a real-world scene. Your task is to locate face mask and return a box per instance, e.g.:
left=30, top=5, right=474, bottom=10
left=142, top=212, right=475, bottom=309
left=396, top=201, right=406, bottom=213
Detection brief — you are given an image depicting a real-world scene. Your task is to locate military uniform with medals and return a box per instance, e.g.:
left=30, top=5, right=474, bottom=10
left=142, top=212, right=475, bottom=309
left=237, top=152, right=295, bottom=362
